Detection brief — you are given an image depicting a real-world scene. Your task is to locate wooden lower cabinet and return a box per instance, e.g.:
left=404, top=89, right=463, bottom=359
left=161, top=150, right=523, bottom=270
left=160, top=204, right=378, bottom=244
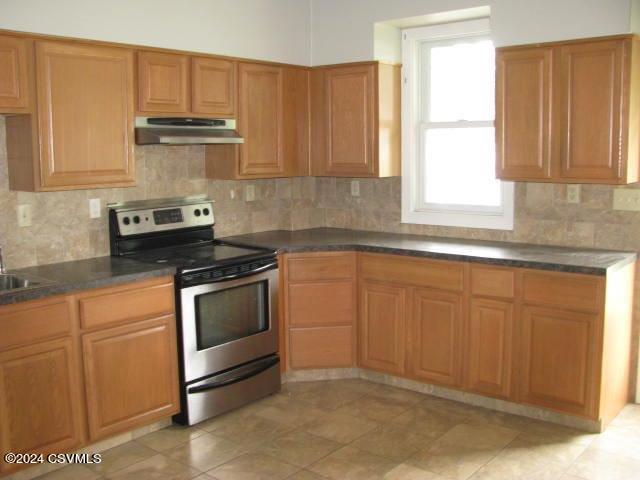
left=465, top=298, right=515, bottom=400
left=82, top=315, right=179, bottom=441
left=410, top=288, right=464, bottom=387
left=359, top=281, right=406, bottom=375
left=0, top=338, right=84, bottom=473
left=520, top=305, right=598, bottom=417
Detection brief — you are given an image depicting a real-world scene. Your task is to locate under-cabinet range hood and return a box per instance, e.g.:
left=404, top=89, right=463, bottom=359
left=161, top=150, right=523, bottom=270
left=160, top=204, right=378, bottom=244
left=135, top=117, right=244, bottom=145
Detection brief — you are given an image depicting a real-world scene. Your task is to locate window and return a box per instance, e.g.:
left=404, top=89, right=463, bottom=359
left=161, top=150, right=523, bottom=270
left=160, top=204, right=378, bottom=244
left=401, top=19, right=514, bottom=230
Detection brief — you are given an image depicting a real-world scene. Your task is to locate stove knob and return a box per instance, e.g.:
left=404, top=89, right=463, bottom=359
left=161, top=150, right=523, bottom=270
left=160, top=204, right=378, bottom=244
left=133, top=216, right=141, bottom=224
left=122, top=216, right=130, bottom=225
left=194, top=209, right=201, bottom=217
left=203, top=208, right=210, bottom=216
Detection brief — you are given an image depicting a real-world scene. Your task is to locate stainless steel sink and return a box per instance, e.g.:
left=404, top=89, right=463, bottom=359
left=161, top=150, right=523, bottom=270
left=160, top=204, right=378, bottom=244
left=0, top=274, right=44, bottom=291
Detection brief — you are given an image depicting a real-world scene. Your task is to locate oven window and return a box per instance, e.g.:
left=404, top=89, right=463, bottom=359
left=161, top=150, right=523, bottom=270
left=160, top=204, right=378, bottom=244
left=194, top=280, right=269, bottom=350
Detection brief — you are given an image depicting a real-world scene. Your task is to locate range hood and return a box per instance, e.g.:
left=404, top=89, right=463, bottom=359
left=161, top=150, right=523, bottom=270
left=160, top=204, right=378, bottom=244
left=135, top=117, right=244, bottom=145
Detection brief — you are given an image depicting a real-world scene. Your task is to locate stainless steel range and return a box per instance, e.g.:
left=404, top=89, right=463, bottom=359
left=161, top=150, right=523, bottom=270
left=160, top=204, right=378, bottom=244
left=108, top=196, right=280, bottom=425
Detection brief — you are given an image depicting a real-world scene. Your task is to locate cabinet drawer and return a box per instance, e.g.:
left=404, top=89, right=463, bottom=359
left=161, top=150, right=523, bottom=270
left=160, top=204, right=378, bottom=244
left=522, top=271, right=603, bottom=312
left=289, top=326, right=353, bottom=369
left=360, top=253, right=464, bottom=291
left=0, top=296, right=73, bottom=350
left=288, top=281, right=354, bottom=327
left=287, top=253, right=355, bottom=281
left=471, top=266, right=515, bottom=299
left=79, top=277, right=174, bottom=330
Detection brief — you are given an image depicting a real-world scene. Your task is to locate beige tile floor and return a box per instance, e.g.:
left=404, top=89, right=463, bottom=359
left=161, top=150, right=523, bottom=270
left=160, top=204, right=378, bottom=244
left=36, top=379, right=640, bottom=480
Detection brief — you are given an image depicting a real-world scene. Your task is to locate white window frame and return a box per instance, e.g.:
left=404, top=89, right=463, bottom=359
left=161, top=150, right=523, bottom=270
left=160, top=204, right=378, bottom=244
left=401, top=19, right=514, bottom=230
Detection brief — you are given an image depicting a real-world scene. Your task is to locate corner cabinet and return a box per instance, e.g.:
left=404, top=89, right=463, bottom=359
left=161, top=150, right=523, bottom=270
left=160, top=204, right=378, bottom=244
left=205, top=63, right=310, bottom=179
left=496, top=35, right=640, bottom=184
left=0, top=34, right=31, bottom=112
left=311, top=62, right=400, bottom=177
left=5, top=41, right=136, bottom=191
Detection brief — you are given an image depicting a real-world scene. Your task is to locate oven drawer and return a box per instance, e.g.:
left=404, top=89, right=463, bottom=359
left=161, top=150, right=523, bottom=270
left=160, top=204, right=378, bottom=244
left=176, top=354, right=280, bottom=425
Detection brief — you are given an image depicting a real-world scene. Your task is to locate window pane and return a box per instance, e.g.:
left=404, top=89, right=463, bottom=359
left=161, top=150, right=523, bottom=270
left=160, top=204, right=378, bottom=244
left=423, top=127, right=501, bottom=207
left=427, top=39, right=495, bottom=122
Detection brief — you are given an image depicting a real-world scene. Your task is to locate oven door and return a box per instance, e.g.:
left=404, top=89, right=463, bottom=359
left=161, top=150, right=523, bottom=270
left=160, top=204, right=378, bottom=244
left=180, top=267, right=278, bottom=383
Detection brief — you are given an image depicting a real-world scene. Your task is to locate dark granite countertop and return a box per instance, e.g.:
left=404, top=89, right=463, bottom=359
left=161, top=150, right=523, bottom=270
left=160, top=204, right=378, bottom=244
left=221, top=228, right=637, bottom=276
left=0, top=256, right=176, bottom=306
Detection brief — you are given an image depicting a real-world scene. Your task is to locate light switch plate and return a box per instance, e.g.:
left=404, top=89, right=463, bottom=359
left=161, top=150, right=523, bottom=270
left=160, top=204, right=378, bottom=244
left=17, top=204, right=32, bottom=227
left=351, top=180, right=360, bottom=197
left=613, top=188, right=640, bottom=211
left=567, top=185, right=581, bottom=204
left=89, top=198, right=101, bottom=218
left=245, top=185, right=256, bottom=202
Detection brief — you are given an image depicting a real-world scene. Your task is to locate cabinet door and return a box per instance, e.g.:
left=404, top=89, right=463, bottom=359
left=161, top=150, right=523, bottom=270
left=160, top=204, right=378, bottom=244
left=82, top=315, right=179, bottom=441
left=138, top=51, right=189, bottom=113
left=359, top=281, right=406, bottom=375
left=323, top=64, right=376, bottom=176
left=410, top=289, right=463, bottom=387
left=36, top=41, right=135, bottom=189
left=0, top=35, right=30, bottom=111
left=465, top=299, right=514, bottom=399
left=0, top=338, right=83, bottom=472
left=557, top=39, right=625, bottom=181
left=520, top=305, right=598, bottom=417
left=496, top=47, right=552, bottom=180
left=192, top=57, right=235, bottom=116
left=238, top=63, right=284, bottom=175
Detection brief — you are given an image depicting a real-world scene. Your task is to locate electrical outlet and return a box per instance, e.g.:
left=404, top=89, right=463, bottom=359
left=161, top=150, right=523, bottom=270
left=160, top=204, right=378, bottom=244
left=230, top=189, right=236, bottom=200
left=613, top=188, right=640, bottom=211
left=567, top=185, right=581, bottom=204
left=245, top=185, right=256, bottom=202
left=17, top=204, right=32, bottom=227
left=351, top=180, right=360, bottom=197
left=89, top=198, right=101, bottom=218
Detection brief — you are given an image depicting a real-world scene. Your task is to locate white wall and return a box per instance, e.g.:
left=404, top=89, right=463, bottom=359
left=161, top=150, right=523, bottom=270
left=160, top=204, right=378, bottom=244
left=311, top=0, right=633, bottom=65
left=0, top=0, right=312, bottom=65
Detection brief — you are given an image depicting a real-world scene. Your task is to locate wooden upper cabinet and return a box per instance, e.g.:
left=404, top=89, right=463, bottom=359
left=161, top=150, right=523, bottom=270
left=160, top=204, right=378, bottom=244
left=496, top=35, right=640, bottom=184
left=311, top=62, right=400, bottom=178
left=137, top=51, right=189, bottom=113
left=359, top=281, right=406, bottom=375
left=0, top=338, right=84, bottom=473
left=0, top=35, right=31, bottom=112
left=410, top=288, right=463, bottom=387
left=558, top=39, right=626, bottom=181
left=192, top=56, right=235, bottom=116
left=496, top=47, right=552, bottom=180
left=35, top=41, right=135, bottom=189
left=237, top=62, right=284, bottom=176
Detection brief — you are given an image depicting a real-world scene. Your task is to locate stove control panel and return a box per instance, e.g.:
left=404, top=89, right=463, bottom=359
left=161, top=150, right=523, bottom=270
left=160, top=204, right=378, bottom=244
left=115, top=201, right=214, bottom=236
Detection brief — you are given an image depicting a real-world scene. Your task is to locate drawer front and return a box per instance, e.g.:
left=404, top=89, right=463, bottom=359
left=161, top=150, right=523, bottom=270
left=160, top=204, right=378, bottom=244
left=287, top=253, right=355, bottom=282
left=360, top=253, right=464, bottom=291
left=471, top=266, right=516, bottom=299
left=522, top=271, right=603, bottom=312
left=289, top=326, right=353, bottom=369
left=79, top=278, right=175, bottom=330
left=0, top=297, right=73, bottom=350
left=288, top=281, right=354, bottom=327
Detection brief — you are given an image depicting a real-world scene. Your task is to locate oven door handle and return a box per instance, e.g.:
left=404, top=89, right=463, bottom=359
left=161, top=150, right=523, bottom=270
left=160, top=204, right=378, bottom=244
left=194, top=261, right=278, bottom=285
left=187, top=356, right=280, bottom=394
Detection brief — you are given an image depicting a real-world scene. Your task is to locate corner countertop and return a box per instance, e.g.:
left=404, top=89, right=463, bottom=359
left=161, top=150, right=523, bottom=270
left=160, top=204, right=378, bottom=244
left=220, top=228, right=637, bottom=276
left=0, top=256, right=176, bottom=306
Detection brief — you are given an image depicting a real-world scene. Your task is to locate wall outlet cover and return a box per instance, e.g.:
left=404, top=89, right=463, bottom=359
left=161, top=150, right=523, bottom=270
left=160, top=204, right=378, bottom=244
left=89, top=198, right=101, bottom=218
left=245, top=185, right=256, bottom=202
left=351, top=180, right=360, bottom=197
left=17, top=204, right=32, bottom=227
left=567, top=185, right=581, bottom=204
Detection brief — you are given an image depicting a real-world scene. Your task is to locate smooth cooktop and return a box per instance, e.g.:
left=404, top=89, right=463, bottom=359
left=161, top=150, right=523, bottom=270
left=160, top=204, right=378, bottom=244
left=126, top=242, right=275, bottom=273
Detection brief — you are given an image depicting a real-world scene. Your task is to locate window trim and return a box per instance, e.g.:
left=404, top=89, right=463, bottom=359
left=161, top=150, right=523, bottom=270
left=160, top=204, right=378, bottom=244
left=401, top=19, right=514, bottom=231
